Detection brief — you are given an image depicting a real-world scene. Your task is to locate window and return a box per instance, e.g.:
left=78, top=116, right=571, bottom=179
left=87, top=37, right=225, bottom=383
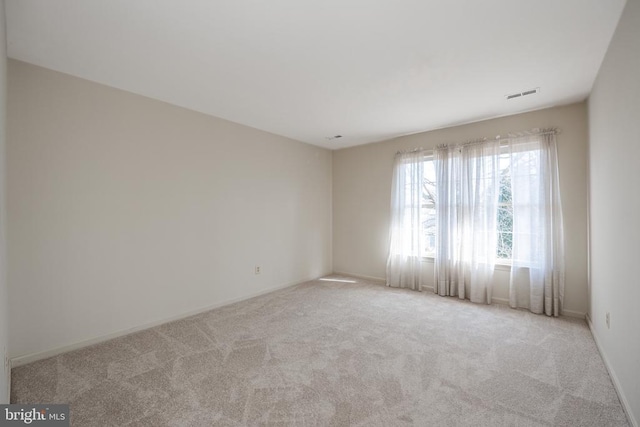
left=418, top=149, right=514, bottom=260
left=388, top=131, right=564, bottom=313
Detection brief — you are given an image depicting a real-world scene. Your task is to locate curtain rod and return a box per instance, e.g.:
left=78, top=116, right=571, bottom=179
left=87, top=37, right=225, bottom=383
left=395, top=127, right=561, bottom=155
left=496, top=127, right=561, bottom=139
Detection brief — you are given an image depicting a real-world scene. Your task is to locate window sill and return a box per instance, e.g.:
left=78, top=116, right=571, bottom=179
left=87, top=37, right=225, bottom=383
left=422, top=256, right=512, bottom=271
left=494, top=262, right=512, bottom=271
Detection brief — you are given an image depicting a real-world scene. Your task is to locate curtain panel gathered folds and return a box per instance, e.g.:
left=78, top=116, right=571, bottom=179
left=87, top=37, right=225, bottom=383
left=434, top=140, right=500, bottom=304
left=386, top=130, right=565, bottom=316
left=508, top=133, right=565, bottom=316
left=386, top=151, right=429, bottom=291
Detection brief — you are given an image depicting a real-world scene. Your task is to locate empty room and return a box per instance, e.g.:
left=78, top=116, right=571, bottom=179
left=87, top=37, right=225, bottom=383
left=0, top=0, right=639, bottom=426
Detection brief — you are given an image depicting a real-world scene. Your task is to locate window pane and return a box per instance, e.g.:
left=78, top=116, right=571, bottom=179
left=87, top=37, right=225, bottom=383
left=423, top=159, right=436, bottom=205
left=497, top=152, right=513, bottom=259
left=497, top=205, right=513, bottom=259
left=422, top=205, right=436, bottom=255
left=422, top=159, right=436, bottom=256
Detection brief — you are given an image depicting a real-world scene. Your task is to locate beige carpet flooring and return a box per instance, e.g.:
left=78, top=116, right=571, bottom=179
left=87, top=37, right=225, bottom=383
left=11, top=275, right=629, bottom=426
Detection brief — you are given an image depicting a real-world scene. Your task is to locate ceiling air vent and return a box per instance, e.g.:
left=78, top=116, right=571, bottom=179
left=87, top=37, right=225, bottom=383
left=506, top=87, right=540, bottom=100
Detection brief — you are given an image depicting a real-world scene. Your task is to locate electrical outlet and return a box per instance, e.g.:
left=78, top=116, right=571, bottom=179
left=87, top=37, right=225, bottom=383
left=255, top=266, right=261, bottom=275
left=606, top=312, right=610, bottom=329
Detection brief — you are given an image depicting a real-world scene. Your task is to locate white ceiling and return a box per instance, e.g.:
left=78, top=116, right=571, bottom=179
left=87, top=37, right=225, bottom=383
left=5, top=0, right=626, bottom=149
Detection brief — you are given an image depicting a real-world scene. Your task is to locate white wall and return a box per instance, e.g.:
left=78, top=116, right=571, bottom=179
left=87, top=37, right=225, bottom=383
left=333, top=103, right=589, bottom=316
left=0, top=0, right=9, bottom=404
left=7, top=60, right=332, bottom=361
left=588, top=0, right=640, bottom=424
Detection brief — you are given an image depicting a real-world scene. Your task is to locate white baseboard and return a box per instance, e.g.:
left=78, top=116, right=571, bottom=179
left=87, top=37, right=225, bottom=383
left=419, top=290, right=513, bottom=307
left=561, top=308, right=586, bottom=319
left=332, top=271, right=386, bottom=283
left=10, top=275, right=319, bottom=368
left=419, top=287, right=585, bottom=319
left=586, top=314, right=638, bottom=427
left=492, top=296, right=509, bottom=306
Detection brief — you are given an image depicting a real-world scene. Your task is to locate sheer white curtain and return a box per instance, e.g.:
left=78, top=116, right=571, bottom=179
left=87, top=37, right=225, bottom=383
left=386, top=151, right=429, bottom=290
left=434, top=141, right=500, bottom=303
left=507, top=133, right=565, bottom=315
